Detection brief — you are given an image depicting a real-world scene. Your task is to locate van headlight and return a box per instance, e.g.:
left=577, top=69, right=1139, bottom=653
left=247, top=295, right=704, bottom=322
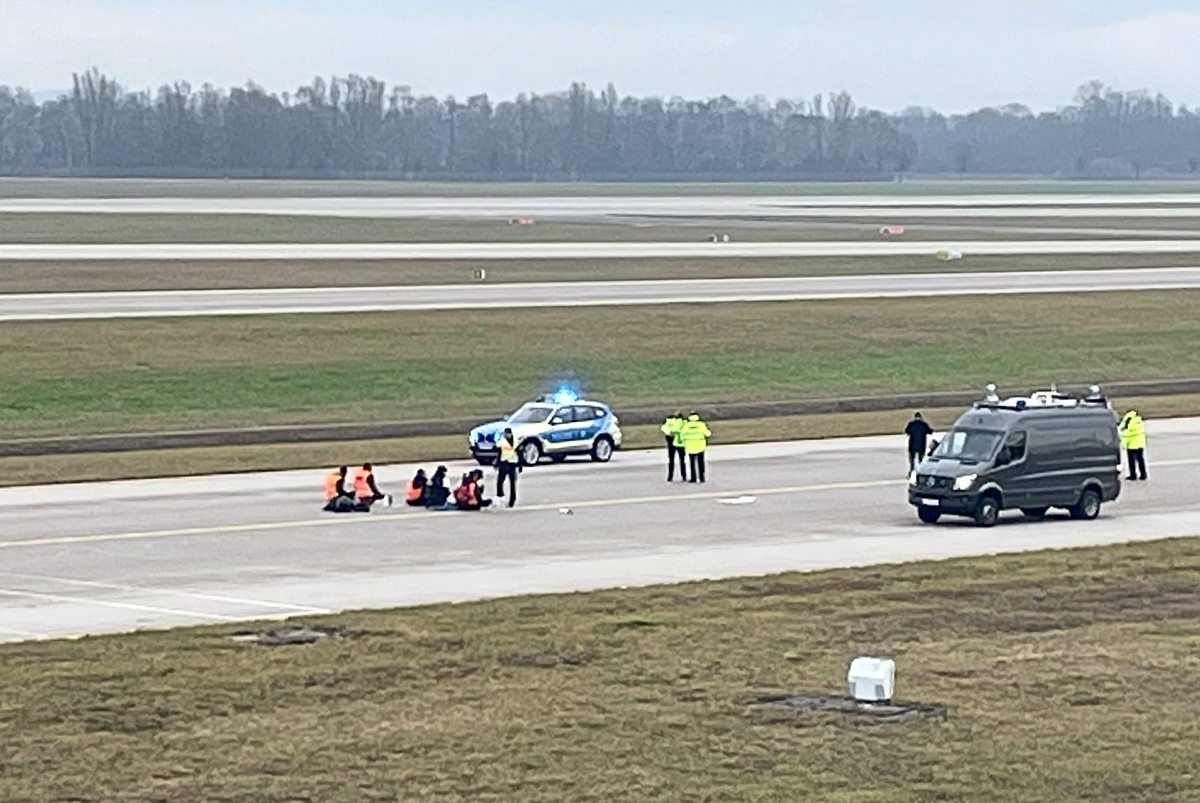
left=953, top=474, right=977, bottom=491
left=907, top=471, right=918, bottom=487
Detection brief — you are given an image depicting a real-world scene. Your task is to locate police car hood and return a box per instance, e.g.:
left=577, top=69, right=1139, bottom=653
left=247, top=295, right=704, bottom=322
left=470, top=419, right=545, bottom=445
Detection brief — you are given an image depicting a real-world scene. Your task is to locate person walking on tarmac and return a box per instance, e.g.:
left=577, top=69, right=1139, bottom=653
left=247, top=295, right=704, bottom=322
left=496, top=428, right=521, bottom=507
left=353, top=463, right=393, bottom=510
left=323, top=466, right=354, bottom=512
left=660, top=412, right=688, bottom=482
left=904, top=412, right=934, bottom=473
left=1119, top=408, right=1148, bottom=481
left=680, top=413, right=712, bottom=483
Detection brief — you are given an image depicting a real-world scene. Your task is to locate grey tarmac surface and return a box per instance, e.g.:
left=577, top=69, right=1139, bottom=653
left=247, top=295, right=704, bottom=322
left=4, top=266, right=1200, bottom=320
left=8, top=193, right=1200, bottom=219
left=6, top=239, right=1200, bottom=262
left=1, top=419, right=1197, bottom=643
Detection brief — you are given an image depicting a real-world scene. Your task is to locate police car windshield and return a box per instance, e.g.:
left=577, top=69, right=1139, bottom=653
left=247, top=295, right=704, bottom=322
left=507, top=404, right=553, bottom=424
left=933, top=428, right=1002, bottom=463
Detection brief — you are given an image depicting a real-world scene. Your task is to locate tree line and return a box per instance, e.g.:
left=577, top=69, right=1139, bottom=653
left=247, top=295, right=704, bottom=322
left=0, top=70, right=1196, bottom=180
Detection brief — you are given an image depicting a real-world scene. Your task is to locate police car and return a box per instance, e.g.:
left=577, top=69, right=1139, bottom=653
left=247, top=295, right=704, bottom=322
left=469, top=393, right=622, bottom=466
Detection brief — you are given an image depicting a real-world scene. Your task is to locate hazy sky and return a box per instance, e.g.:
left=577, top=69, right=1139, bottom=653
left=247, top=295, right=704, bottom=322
left=3, top=0, right=1200, bottom=112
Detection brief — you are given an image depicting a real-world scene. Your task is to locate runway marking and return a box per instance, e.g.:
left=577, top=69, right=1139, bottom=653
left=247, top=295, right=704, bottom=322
left=0, top=478, right=903, bottom=550
left=3, top=459, right=1197, bottom=552
left=0, top=571, right=331, bottom=615
left=0, top=588, right=246, bottom=620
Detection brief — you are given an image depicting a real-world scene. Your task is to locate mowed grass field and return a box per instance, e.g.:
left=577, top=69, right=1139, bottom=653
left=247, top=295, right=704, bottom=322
left=2, top=291, right=1199, bottom=440
left=2, top=253, right=1197, bottom=293
left=3, top=537, right=1200, bottom=800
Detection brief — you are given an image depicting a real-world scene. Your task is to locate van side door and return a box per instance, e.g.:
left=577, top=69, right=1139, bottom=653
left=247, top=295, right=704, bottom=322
left=992, top=429, right=1030, bottom=508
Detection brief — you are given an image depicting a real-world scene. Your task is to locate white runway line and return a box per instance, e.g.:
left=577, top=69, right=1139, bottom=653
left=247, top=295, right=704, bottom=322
left=0, top=477, right=904, bottom=551
left=0, top=571, right=331, bottom=615
left=0, top=587, right=246, bottom=621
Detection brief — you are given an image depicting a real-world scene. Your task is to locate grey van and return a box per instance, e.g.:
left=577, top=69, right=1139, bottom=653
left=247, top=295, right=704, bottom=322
left=908, top=389, right=1121, bottom=527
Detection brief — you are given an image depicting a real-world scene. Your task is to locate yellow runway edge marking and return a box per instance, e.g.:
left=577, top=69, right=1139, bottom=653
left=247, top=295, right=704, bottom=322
left=0, top=478, right=903, bottom=551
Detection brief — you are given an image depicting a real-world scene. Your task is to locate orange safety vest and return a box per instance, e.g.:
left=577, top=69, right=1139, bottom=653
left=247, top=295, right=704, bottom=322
left=455, top=480, right=477, bottom=506
left=405, top=479, right=423, bottom=502
left=324, top=471, right=343, bottom=500
left=353, top=468, right=372, bottom=498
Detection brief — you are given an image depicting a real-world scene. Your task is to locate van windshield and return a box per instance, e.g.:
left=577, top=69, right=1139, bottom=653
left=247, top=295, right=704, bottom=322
left=507, top=404, right=553, bottom=425
left=933, top=428, right=1003, bottom=463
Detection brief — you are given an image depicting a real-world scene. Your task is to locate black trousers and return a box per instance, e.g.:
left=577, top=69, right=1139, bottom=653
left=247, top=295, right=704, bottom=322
left=666, top=437, right=688, bottom=481
left=908, top=449, right=924, bottom=472
left=497, top=462, right=519, bottom=507
left=688, top=451, right=706, bottom=483
left=1127, top=448, right=1147, bottom=480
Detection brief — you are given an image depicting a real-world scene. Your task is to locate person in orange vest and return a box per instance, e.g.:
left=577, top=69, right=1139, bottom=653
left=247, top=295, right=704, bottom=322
left=352, top=463, right=392, bottom=511
left=454, top=469, right=492, bottom=511
left=405, top=468, right=428, bottom=507
left=322, top=465, right=353, bottom=512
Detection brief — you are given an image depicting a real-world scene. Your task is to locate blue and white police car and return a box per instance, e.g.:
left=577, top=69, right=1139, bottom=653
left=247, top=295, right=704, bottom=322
left=469, top=392, right=623, bottom=466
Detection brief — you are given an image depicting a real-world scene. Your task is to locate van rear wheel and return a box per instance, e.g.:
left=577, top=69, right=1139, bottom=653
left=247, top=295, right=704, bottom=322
left=1069, top=488, right=1101, bottom=520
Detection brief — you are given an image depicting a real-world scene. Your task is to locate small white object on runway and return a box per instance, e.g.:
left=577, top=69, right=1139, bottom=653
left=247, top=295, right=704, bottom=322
left=717, top=496, right=758, bottom=506
left=559, top=507, right=574, bottom=515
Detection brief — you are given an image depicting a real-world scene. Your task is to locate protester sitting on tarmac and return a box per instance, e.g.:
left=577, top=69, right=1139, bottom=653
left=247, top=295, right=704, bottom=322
left=425, top=465, right=451, bottom=508
left=322, top=465, right=355, bottom=512
left=454, top=469, right=493, bottom=511
left=353, top=463, right=393, bottom=511
left=405, top=468, right=428, bottom=507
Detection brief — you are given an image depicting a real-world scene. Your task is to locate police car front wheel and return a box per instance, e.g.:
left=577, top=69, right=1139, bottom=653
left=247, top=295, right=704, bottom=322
left=519, top=440, right=542, bottom=466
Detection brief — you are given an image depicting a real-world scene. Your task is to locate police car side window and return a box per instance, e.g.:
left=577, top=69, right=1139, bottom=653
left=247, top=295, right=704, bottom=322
left=552, top=407, right=576, bottom=424
left=576, top=406, right=604, bottom=421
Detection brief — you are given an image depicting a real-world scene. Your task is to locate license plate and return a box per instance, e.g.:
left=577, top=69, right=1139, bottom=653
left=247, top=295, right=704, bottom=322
left=920, top=498, right=939, bottom=507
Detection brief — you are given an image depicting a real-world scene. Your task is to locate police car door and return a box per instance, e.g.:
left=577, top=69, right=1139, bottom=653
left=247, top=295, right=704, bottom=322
left=573, top=405, right=606, bottom=447
left=544, top=406, right=580, bottom=454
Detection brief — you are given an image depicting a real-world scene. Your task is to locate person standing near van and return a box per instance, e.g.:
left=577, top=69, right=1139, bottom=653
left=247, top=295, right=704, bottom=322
left=1119, top=409, right=1148, bottom=480
left=496, top=428, right=520, bottom=507
left=905, top=412, right=934, bottom=473
left=680, top=413, right=712, bottom=483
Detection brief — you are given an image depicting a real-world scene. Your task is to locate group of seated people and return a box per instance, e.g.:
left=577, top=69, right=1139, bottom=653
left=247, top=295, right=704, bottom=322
left=405, top=466, right=492, bottom=511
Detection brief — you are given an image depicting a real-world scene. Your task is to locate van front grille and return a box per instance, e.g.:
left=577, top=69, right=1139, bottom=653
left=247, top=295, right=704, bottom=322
left=916, top=474, right=952, bottom=490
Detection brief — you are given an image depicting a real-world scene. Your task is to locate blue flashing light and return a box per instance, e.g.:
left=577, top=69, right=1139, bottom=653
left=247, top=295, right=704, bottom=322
left=551, top=386, right=578, bottom=405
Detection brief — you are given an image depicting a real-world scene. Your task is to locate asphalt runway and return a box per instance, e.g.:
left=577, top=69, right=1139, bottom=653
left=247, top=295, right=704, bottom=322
left=6, top=193, right=1200, bottom=219
left=5, top=239, right=1200, bottom=262
left=3, top=267, right=1199, bottom=320
left=2, top=419, right=1197, bottom=643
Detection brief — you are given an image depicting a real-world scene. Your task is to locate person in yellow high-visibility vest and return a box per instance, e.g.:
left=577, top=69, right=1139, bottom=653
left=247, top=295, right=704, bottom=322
left=496, top=428, right=521, bottom=507
left=679, top=413, right=712, bottom=483
left=1119, top=409, right=1148, bottom=480
left=660, top=412, right=688, bottom=482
